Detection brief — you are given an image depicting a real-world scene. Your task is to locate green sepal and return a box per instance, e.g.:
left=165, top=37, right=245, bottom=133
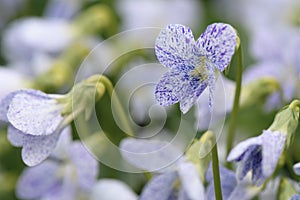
left=277, top=178, right=297, bottom=200
left=185, top=131, right=215, bottom=182
left=57, top=75, right=106, bottom=125
left=268, top=100, right=300, bottom=147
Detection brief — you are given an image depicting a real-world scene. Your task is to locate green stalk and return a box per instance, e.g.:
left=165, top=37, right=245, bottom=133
left=99, top=76, right=134, bottom=136
left=212, top=140, right=223, bottom=200
left=226, top=46, right=243, bottom=163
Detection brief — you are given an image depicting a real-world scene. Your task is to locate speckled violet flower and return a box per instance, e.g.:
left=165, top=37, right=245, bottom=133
left=227, top=130, right=287, bottom=186
left=16, top=129, right=99, bottom=200
left=0, top=89, right=67, bottom=166
left=155, top=23, right=238, bottom=113
left=120, top=138, right=205, bottom=199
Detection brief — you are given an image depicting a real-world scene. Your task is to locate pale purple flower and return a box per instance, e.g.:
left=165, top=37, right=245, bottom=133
left=16, top=130, right=99, bottom=200
left=259, top=178, right=281, bottom=199
left=291, top=194, right=300, bottom=200
left=218, top=0, right=300, bottom=34
left=0, top=89, right=67, bottom=166
left=243, top=29, right=300, bottom=110
left=117, top=0, right=203, bottom=30
left=45, top=0, right=89, bottom=19
left=227, top=130, right=287, bottom=186
left=2, top=17, right=74, bottom=63
left=0, top=67, right=26, bottom=102
left=120, top=138, right=205, bottom=200
left=90, top=179, right=138, bottom=200
left=293, top=163, right=300, bottom=175
left=206, top=163, right=259, bottom=200
left=155, top=23, right=238, bottom=113
left=206, top=164, right=237, bottom=200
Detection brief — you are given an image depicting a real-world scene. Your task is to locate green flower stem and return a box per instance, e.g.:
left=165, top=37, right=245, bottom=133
left=99, top=76, right=134, bottom=136
left=226, top=46, right=243, bottom=162
left=212, top=138, right=223, bottom=200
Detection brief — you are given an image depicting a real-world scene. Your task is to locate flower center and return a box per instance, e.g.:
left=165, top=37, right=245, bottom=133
left=189, top=57, right=209, bottom=81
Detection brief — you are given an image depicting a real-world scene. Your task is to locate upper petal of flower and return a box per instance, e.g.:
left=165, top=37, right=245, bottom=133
left=139, top=171, right=178, bottom=200
left=16, top=160, right=60, bottom=199
left=7, top=89, right=64, bottom=136
left=195, top=23, right=238, bottom=72
left=227, top=136, right=262, bottom=162
left=22, top=131, right=61, bottom=166
left=68, top=142, right=99, bottom=190
left=155, top=24, right=196, bottom=69
left=90, top=179, right=138, bottom=200
left=235, top=145, right=261, bottom=183
left=177, top=161, right=205, bottom=200
left=261, top=130, right=286, bottom=179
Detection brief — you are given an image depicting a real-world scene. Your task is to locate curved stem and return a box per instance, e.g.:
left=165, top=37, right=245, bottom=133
left=226, top=46, right=243, bottom=165
left=212, top=141, right=223, bottom=200
left=289, top=99, right=300, bottom=112
left=99, top=76, right=134, bottom=136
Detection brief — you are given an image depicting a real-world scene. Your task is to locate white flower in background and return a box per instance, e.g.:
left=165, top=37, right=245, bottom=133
left=117, top=0, right=203, bottom=30
left=16, top=129, right=99, bottom=200
left=218, top=0, right=300, bottom=33
left=90, top=179, right=138, bottom=200
left=120, top=138, right=205, bottom=200
left=2, top=17, right=74, bottom=63
left=0, top=67, right=27, bottom=101
left=45, top=0, right=90, bottom=19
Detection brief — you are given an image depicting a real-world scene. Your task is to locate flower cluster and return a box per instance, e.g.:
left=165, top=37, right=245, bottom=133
left=1, top=1, right=300, bottom=199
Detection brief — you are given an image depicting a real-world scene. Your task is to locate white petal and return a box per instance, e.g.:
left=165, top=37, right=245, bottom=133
left=90, top=179, right=138, bottom=200
left=177, top=161, right=205, bottom=200
left=7, top=89, right=64, bottom=136
left=22, top=132, right=61, bottom=166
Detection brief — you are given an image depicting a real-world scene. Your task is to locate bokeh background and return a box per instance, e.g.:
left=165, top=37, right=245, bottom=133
left=1, top=0, right=300, bottom=199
